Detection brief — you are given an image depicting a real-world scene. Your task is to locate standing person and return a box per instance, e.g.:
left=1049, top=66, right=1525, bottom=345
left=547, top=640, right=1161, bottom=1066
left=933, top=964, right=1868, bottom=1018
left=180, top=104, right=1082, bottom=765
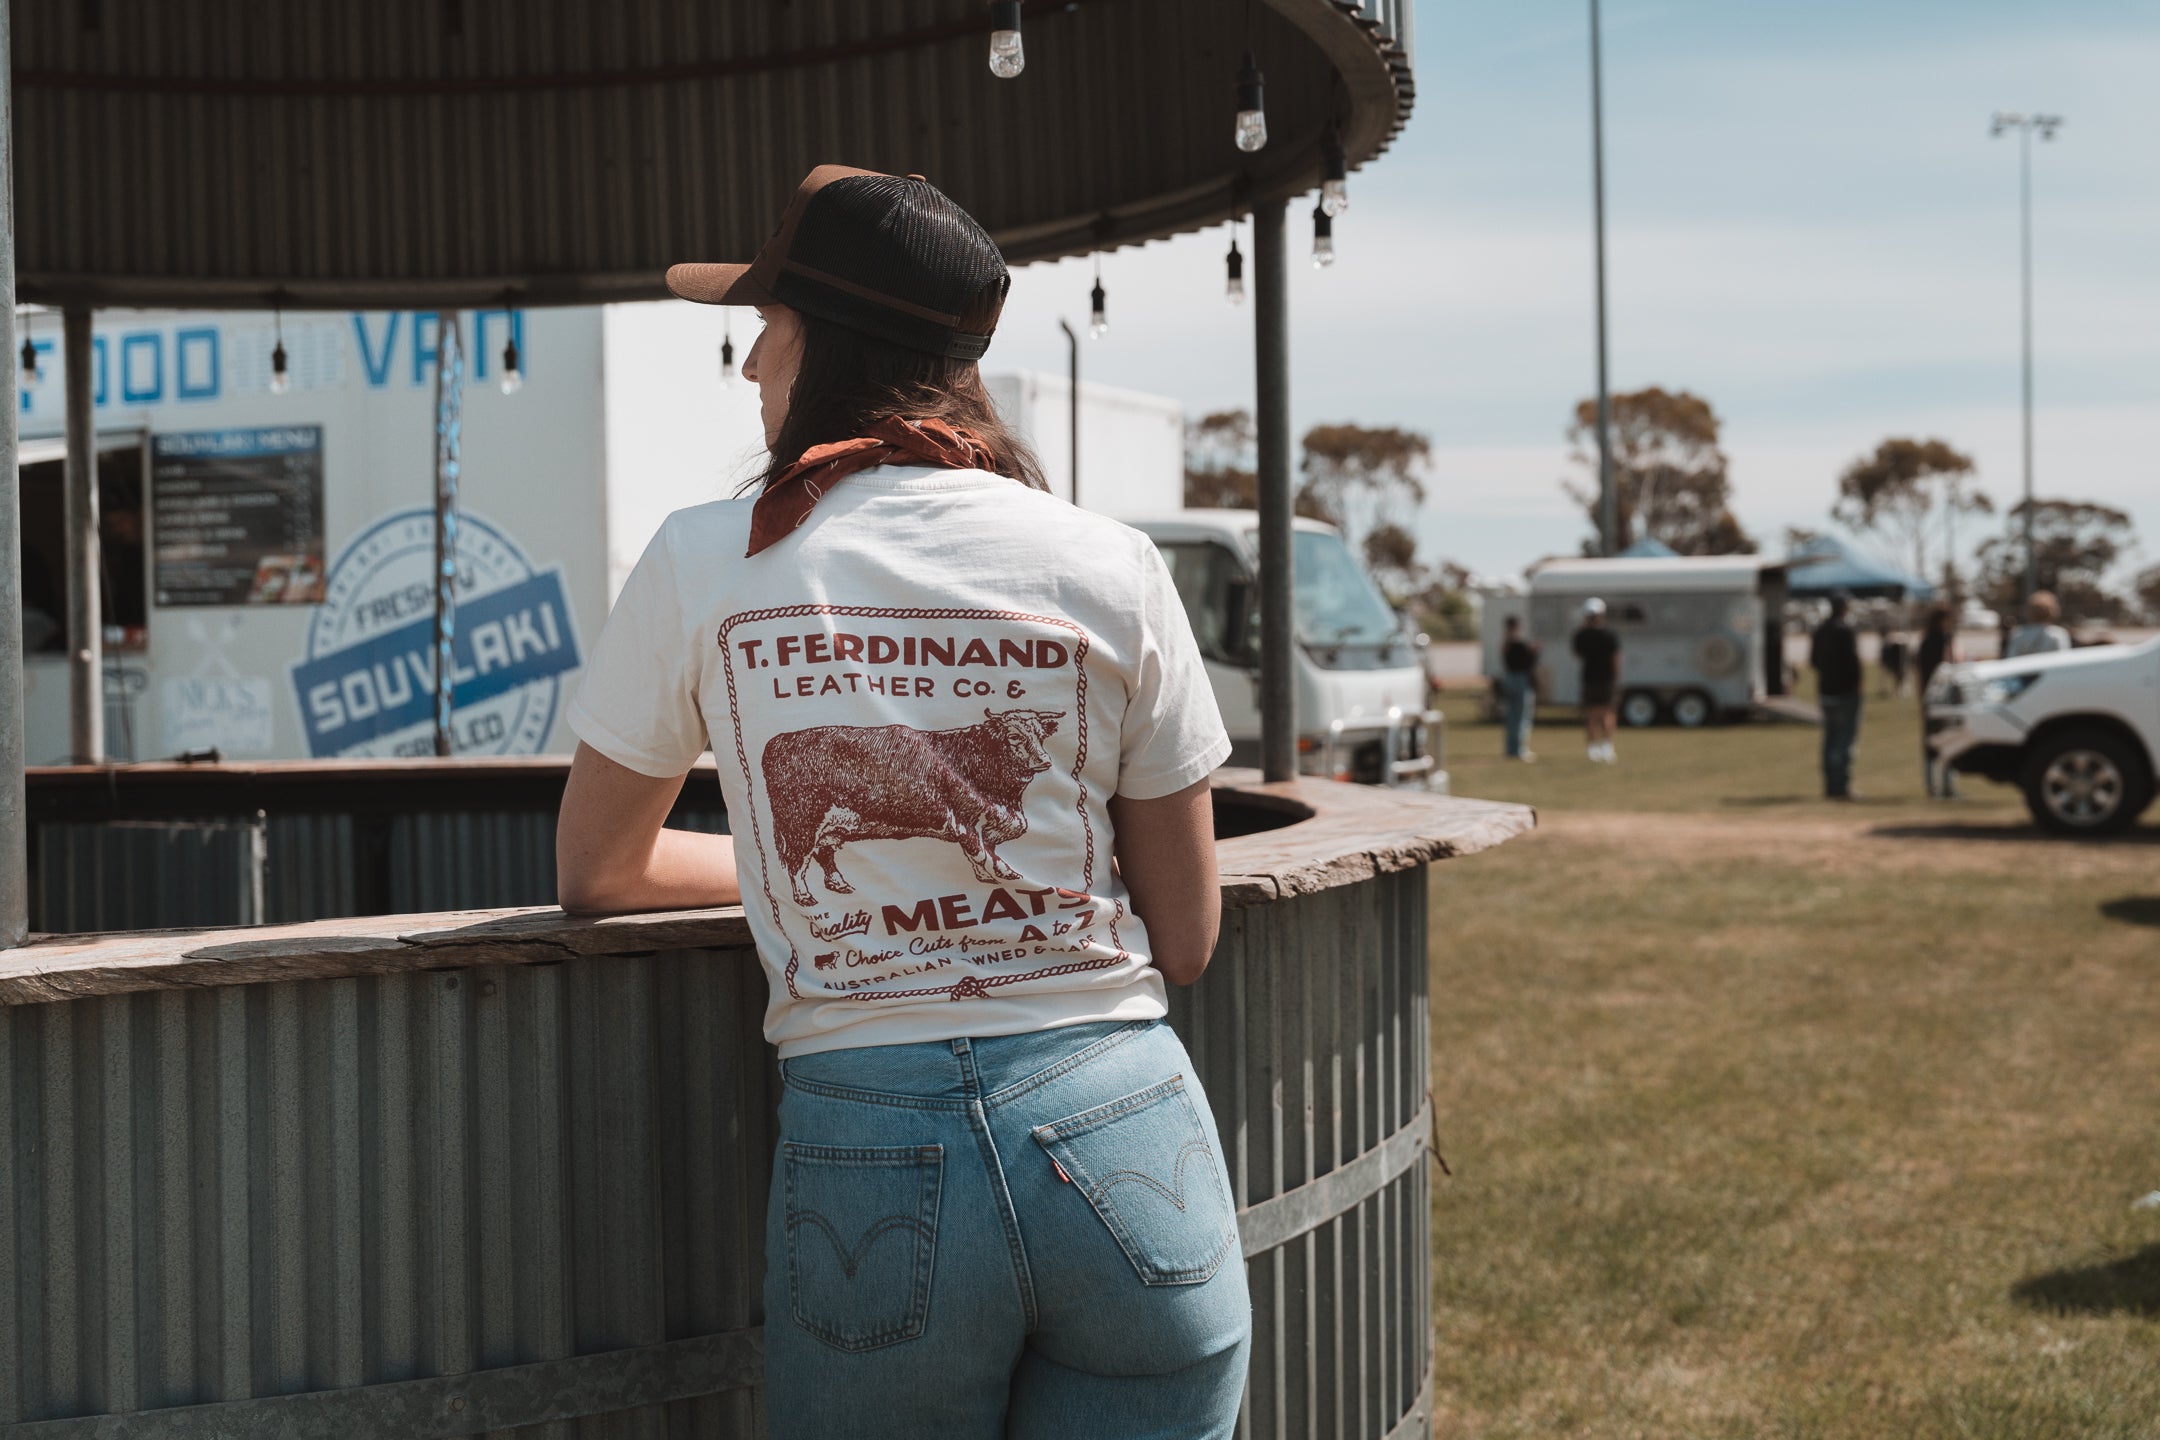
left=1811, top=592, right=1864, bottom=800
left=1571, top=598, right=1621, bottom=763
left=1916, top=604, right=1959, bottom=799
left=555, top=167, right=1249, bottom=1438
left=1878, top=623, right=1908, bottom=698
left=2005, top=589, right=2072, bottom=657
left=1499, top=614, right=1540, bottom=761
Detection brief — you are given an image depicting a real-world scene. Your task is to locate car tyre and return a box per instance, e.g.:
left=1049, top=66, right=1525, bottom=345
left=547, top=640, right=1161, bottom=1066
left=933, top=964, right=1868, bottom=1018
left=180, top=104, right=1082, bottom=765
left=1670, top=690, right=1714, bottom=728
left=2019, top=727, right=2153, bottom=837
left=1619, top=689, right=1662, bottom=728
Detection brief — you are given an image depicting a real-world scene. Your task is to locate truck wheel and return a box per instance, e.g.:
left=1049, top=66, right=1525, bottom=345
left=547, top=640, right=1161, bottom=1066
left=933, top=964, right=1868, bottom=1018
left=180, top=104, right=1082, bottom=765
left=1670, top=690, right=1713, bottom=728
left=2020, top=728, right=2153, bottom=836
left=1619, top=690, right=1661, bottom=728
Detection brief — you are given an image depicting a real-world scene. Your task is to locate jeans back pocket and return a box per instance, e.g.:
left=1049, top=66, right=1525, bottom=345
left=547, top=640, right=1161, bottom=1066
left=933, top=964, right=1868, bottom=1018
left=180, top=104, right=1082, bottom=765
left=782, top=1141, right=943, bottom=1352
left=1032, top=1074, right=1238, bottom=1286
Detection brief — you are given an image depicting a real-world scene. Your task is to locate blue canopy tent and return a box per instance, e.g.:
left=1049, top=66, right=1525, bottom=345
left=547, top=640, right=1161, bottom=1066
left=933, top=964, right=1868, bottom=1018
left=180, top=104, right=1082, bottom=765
left=1784, top=534, right=1937, bottom=601
left=1619, top=536, right=1679, bottom=558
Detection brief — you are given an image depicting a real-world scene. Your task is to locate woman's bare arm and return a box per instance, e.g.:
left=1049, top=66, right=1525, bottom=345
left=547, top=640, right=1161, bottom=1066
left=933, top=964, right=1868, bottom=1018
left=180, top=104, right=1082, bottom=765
left=556, top=743, right=741, bottom=914
left=1109, top=777, right=1220, bottom=986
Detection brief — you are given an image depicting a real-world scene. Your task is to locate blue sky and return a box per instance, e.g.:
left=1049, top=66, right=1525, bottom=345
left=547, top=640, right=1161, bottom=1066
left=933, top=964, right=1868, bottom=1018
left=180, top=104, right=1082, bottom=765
left=985, top=0, right=2160, bottom=585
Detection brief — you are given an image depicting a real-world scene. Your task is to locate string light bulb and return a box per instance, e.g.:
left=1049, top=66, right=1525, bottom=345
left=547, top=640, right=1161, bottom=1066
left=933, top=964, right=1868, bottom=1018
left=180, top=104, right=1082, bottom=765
left=19, top=328, right=40, bottom=389
left=987, top=0, right=1024, bottom=78
left=1225, top=232, right=1245, bottom=305
left=1089, top=275, right=1107, bottom=339
left=500, top=335, right=523, bottom=395
left=1311, top=202, right=1335, bottom=268
left=1235, top=53, right=1267, bottom=152
left=720, top=327, right=736, bottom=384
left=269, top=307, right=291, bottom=395
left=1321, top=132, right=1349, bottom=217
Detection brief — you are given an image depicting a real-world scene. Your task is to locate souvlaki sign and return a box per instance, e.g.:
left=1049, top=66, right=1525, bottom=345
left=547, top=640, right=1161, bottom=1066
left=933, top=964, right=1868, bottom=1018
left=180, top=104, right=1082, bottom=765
left=289, top=508, right=582, bottom=756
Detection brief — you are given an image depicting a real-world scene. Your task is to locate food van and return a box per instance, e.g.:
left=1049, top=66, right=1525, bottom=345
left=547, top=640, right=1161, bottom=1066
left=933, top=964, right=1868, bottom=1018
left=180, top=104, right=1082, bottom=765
left=1488, top=556, right=1790, bottom=727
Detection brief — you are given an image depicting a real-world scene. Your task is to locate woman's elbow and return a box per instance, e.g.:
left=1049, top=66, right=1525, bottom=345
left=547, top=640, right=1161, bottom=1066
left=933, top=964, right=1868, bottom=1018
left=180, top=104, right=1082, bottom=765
left=556, top=849, right=629, bottom=915
left=1156, top=952, right=1210, bottom=987
left=1151, top=924, right=1221, bottom=987
left=556, top=871, right=612, bottom=915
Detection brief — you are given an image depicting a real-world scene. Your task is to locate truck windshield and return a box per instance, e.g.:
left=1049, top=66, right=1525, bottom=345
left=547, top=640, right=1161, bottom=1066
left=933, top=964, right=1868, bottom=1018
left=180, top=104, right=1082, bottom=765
left=1293, top=530, right=1400, bottom=653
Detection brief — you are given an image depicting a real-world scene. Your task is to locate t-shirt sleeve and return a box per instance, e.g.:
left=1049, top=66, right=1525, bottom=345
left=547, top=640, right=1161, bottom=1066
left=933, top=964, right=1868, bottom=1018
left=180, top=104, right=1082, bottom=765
left=1116, top=537, right=1233, bottom=799
left=566, top=521, right=709, bottom=778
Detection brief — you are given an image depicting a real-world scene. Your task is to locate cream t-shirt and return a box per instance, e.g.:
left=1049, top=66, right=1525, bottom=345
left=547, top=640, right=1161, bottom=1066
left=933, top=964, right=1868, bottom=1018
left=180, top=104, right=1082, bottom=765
left=567, top=466, right=1231, bottom=1057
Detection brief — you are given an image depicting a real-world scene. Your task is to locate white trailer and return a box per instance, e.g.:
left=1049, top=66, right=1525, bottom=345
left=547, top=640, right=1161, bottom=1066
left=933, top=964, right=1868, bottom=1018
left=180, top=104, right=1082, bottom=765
left=1515, top=556, right=1791, bottom=727
left=982, top=371, right=1186, bottom=517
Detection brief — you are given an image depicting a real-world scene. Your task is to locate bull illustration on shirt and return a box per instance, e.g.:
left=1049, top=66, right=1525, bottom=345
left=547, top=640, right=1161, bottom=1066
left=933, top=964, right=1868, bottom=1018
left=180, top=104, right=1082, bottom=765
left=761, top=708, right=1065, bottom=908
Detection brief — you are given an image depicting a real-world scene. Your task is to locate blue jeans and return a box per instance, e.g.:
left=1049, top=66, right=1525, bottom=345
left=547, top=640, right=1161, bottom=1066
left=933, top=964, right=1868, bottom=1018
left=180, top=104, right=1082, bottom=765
left=1500, top=672, right=1535, bottom=757
left=765, top=1019, right=1253, bottom=1439
left=1821, top=693, right=1862, bottom=797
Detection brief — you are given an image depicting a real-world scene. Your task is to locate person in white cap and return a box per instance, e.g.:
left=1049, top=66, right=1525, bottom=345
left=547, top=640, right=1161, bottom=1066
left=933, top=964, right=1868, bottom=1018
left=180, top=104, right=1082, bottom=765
left=1571, top=597, right=1621, bottom=762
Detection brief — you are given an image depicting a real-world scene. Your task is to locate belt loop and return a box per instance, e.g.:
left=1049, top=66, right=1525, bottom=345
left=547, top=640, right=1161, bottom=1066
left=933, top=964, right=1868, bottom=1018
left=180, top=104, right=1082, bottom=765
left=951, top=1035, right=981, bottom=1096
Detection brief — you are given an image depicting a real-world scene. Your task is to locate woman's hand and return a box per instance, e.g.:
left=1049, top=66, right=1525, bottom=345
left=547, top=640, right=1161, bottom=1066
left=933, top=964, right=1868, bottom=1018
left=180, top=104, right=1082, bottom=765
left=557, top=743, right=741, bottom=914
left=1109, top=777, right=1221, bottom=986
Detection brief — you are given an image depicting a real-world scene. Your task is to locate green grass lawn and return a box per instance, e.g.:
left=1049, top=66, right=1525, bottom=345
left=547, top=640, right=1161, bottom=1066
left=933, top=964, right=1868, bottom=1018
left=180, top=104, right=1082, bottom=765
left=1431, top=677, right=2033, bottom=824
left=1427, top=679, right=2160, bottom=1437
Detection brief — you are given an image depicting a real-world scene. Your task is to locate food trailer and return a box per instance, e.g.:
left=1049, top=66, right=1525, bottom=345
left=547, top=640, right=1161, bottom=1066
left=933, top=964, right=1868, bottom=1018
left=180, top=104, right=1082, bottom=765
left=1493, top=555, right=1791, bottom=727
left=16, top=306, right=1184, bottom=765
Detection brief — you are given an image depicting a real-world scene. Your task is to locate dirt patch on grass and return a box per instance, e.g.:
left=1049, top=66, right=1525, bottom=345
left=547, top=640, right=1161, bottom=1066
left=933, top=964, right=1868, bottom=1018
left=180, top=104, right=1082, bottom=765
left=1539, top=808, right=2159, bottom=882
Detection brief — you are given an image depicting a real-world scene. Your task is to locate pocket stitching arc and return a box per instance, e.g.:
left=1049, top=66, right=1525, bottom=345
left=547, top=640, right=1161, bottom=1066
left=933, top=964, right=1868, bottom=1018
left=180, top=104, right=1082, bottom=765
left=1031, top=1078, right=1237, bottom=1287
left=1032, top=1073, right=1186, bottom=1143
left=782, top=1140, right=943, bottom=1352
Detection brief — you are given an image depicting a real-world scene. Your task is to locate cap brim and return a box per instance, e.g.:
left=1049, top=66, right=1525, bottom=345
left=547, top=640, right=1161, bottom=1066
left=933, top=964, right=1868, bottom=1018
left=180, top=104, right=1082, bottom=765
left=665, top=262, right=771, bottom=306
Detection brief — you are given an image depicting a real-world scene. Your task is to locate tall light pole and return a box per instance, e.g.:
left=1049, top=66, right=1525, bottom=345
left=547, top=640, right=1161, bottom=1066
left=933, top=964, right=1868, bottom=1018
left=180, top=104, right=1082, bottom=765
left=1991, top=110, right=2062, bottom=604
left=1589, top=0, right=1616, bottom=556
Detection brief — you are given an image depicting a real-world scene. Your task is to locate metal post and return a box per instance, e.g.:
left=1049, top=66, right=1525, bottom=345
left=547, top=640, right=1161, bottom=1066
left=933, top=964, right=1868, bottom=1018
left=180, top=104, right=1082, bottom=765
left=0, top=0, right=28, bottom=946
left=1253, top=197, right=1296, bottom=783
left=431, top=313, right=465, bottom=757
left=1589, top=0, right=1616, bottom=556
left=63, top=302, right=102, bottom=763
left=2017, top=121, right=2036, bottom=602
left=1058, top=319, right=1080, bottom=506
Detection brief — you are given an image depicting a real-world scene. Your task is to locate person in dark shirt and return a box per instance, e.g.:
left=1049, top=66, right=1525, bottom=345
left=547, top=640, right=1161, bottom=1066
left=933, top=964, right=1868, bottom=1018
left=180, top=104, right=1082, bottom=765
left=1571, top=598, right=1621, bottom=763
left=1498, top=615, right=1540, bottom=761
left=1916, top=604, right=1958, bottom=799
left=1810, top=593, right=1863, bottom=799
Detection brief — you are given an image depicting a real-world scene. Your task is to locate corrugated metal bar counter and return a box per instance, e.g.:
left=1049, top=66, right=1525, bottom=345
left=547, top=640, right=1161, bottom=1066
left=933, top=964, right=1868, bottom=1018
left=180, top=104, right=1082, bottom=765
left=0, top=775, right=1532, bottom=1438
left=24, top=758, right=732, bottom=932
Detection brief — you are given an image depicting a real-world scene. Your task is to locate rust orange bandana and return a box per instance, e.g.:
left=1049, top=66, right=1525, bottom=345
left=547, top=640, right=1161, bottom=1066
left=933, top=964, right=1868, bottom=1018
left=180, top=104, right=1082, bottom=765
left=746, top=416, right=1000, bottom=557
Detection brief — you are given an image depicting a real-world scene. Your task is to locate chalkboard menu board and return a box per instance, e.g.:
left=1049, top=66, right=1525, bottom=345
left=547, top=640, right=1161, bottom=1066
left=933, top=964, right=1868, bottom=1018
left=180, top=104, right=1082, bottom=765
left=151, top=426, right=326, bottom=606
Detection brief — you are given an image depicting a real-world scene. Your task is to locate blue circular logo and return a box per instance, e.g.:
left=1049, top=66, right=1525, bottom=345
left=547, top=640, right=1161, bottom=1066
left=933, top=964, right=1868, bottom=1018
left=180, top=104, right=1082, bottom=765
left=293, top=508, right=579, bottom=757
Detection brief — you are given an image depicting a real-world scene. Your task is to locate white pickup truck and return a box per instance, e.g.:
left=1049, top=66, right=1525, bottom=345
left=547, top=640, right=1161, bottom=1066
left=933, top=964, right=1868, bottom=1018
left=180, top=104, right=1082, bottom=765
left=1924, top=636, right=2160, bottom=834
left=1127, top=511, right=1444, bottom=789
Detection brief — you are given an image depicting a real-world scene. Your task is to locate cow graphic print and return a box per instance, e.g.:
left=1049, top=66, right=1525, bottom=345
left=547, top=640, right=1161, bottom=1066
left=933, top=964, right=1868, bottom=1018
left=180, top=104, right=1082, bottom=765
left=763, top=709, right=1064, bottom=907
left=716, top=605, right=1126, bottom=1004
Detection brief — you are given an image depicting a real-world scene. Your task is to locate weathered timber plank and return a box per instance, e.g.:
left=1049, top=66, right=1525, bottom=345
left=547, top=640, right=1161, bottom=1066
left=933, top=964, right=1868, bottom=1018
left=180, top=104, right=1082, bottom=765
left=3, top=778, right=1532, bottom=1002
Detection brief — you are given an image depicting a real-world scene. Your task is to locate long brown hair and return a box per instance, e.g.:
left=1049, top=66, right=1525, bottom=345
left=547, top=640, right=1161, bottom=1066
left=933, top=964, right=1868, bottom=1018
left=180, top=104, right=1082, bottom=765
left=757, top=308, right=1046, bottom=493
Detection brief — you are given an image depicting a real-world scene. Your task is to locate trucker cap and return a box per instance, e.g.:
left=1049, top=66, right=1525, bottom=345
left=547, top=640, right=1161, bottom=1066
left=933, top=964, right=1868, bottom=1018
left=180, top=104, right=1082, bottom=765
left=666, top=165, right=1009, bottom=362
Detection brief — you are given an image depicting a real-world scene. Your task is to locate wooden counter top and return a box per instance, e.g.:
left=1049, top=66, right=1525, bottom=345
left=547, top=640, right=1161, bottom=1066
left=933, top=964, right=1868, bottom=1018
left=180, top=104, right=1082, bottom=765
left=0, top=775, right=1532, bottom=1005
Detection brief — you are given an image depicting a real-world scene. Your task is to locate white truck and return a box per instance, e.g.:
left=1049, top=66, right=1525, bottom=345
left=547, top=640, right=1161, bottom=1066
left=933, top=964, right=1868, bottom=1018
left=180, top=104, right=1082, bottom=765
left=1924, top=636, right=2160, bottom=835
left=1125, top=511, right=1443, bottom=789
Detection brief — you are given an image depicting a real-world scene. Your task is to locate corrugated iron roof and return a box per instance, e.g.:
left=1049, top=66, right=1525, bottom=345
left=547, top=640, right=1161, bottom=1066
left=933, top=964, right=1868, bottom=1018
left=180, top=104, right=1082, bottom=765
left=13, top=0, right=1415, bottom=308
